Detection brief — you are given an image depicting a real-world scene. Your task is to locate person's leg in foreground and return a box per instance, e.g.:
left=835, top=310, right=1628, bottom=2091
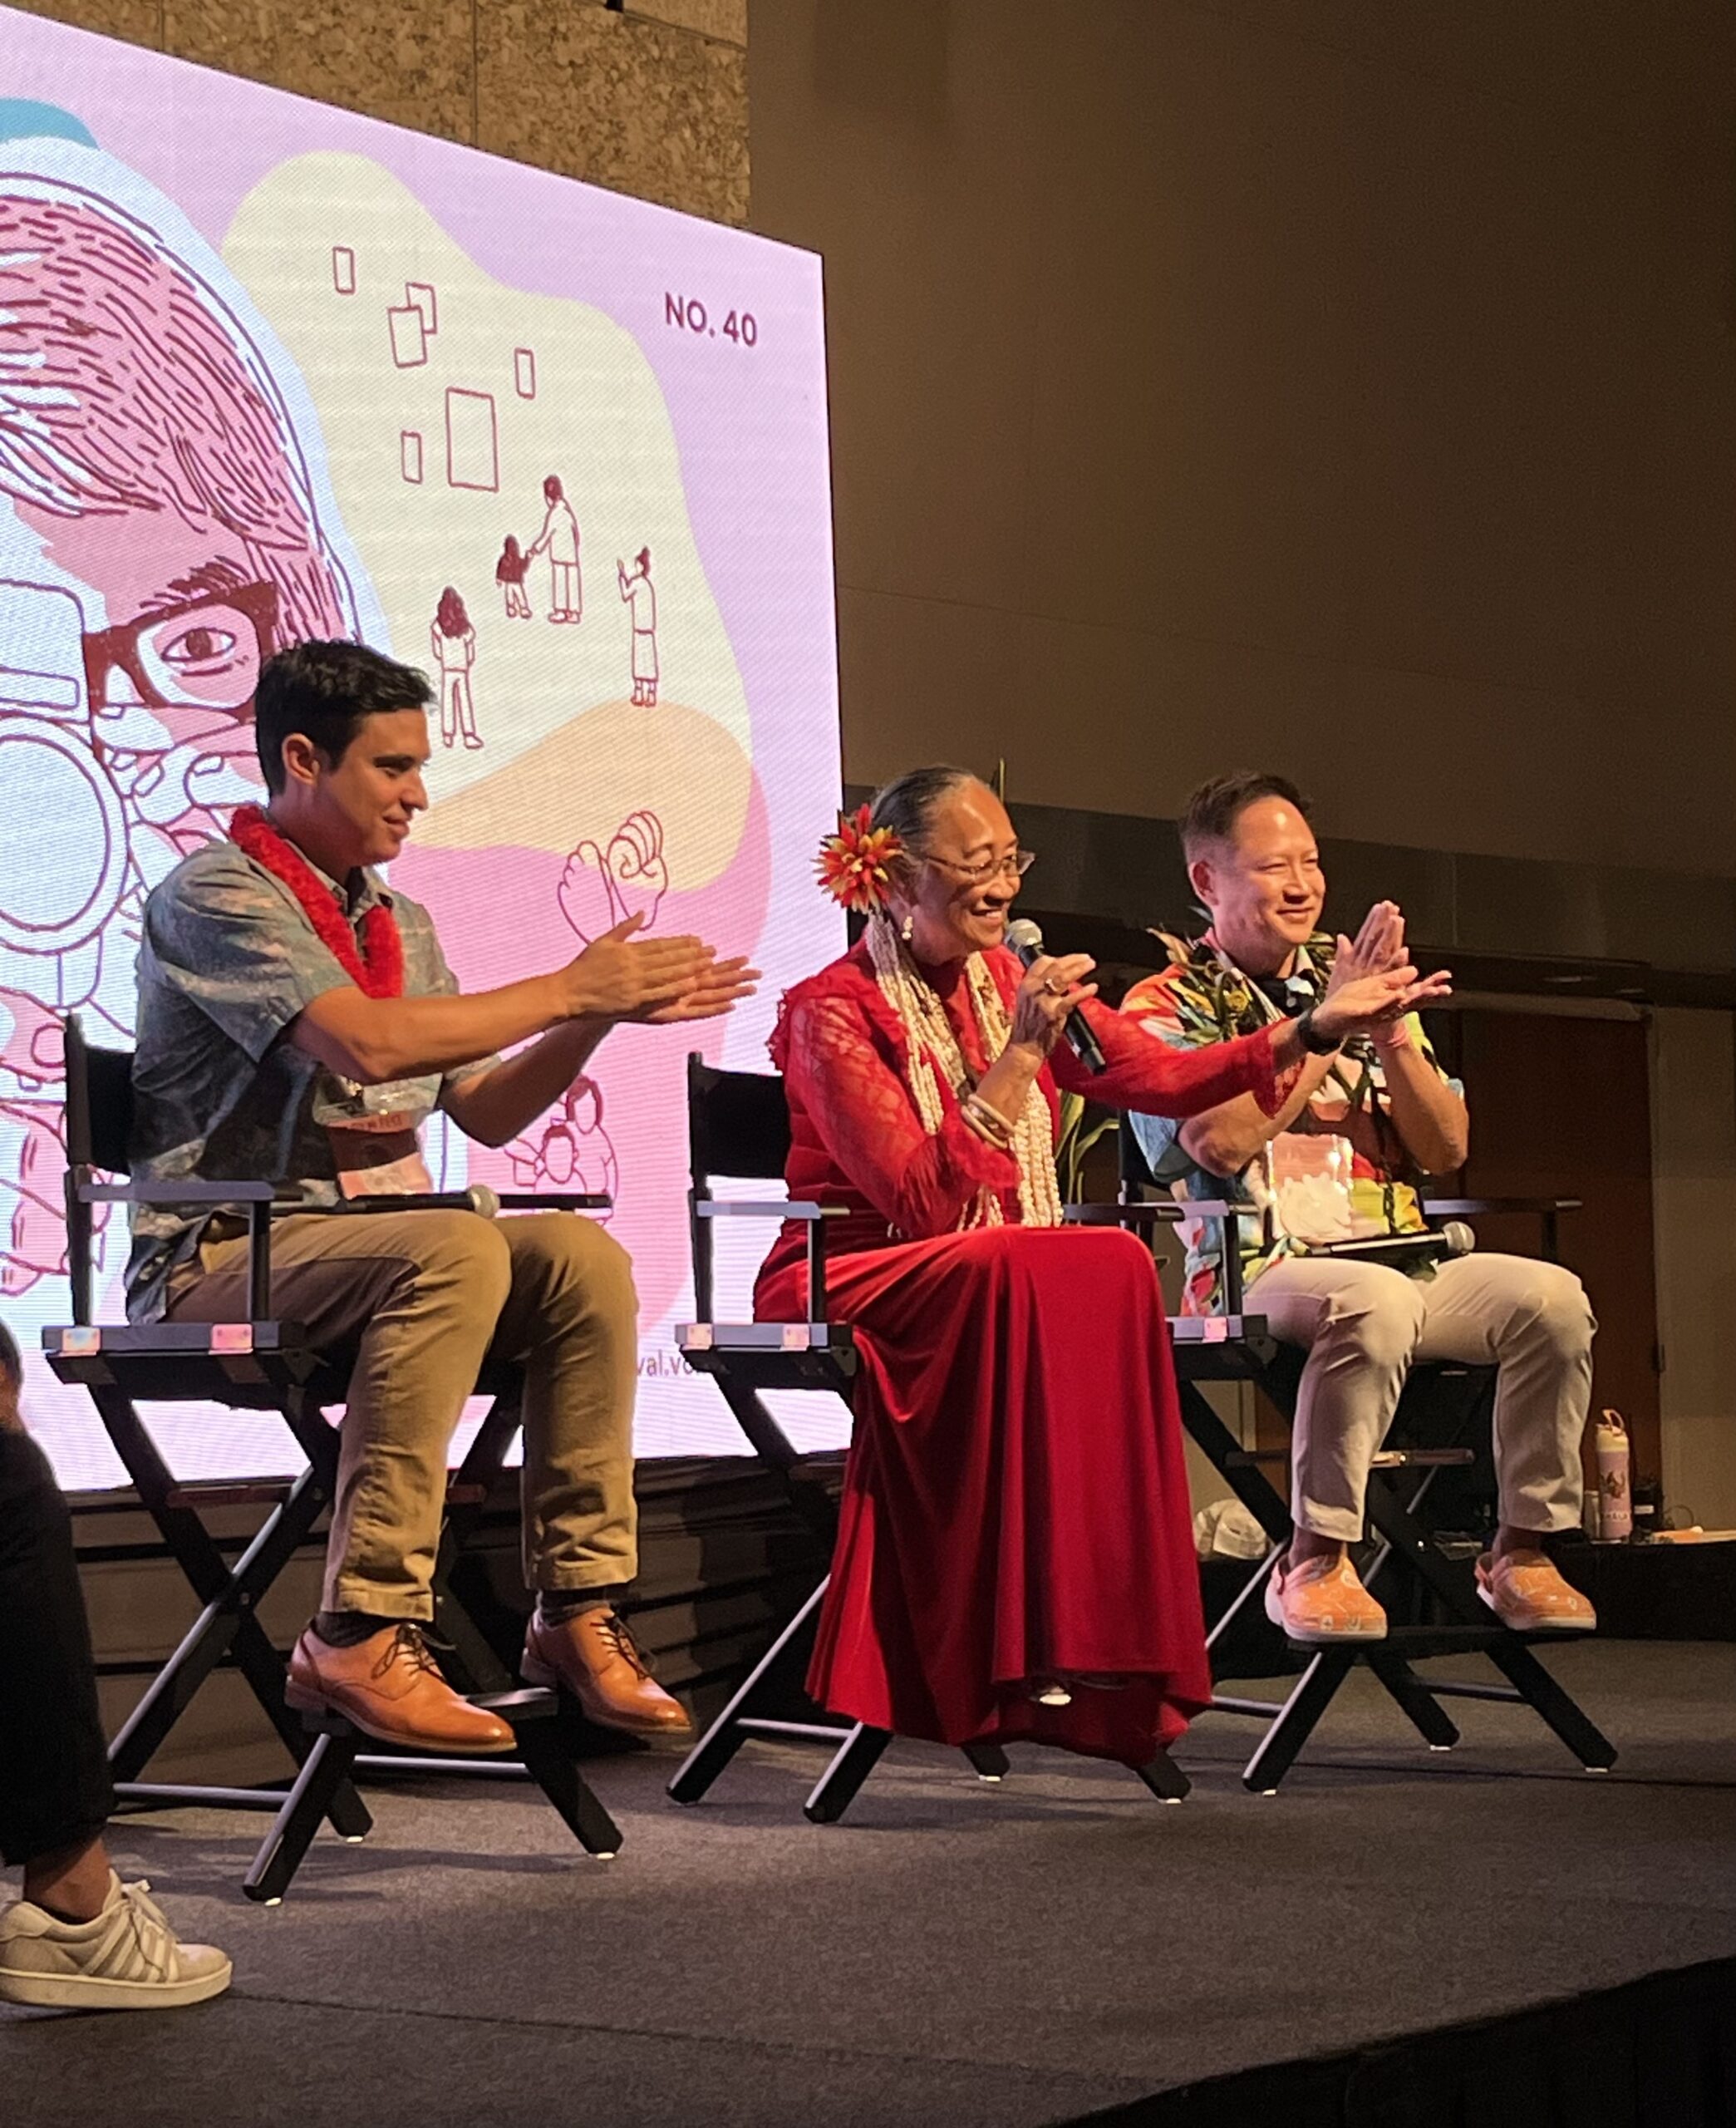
left=0, top=1325, right=231, bottom=2010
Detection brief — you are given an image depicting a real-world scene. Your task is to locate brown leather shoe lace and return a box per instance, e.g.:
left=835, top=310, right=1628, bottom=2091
left=373, top=1623, right=451, bottom=1683
left=594, top=1613, right=655, bottom=1679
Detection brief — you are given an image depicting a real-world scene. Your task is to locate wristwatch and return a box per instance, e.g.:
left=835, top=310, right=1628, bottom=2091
left=1294, top=1003, right=1342, bottom=1056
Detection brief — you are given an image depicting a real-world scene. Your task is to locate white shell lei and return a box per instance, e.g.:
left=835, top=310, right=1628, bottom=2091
left=865, top=914, right=1065, bottom=1231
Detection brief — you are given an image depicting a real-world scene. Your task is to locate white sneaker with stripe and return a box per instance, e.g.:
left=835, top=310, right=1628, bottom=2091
left=0, top=1873, right=232, bottom=2011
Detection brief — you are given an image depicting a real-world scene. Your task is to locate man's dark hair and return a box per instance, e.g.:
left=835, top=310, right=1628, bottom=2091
left=253, top=639, right=433, bottom=796
left=1178, top=771, right=1312, bottom=863
left=0, top=1317, right=22, bottom=1430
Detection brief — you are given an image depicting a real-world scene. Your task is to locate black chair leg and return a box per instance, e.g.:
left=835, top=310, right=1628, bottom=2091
left=495, top=1695, right=622, bottom=1858
left=804, top=1723, right=891, bottom=1824
left=1134, top=1747, right=1191, bottom=1803
left=1484, top=1638, right=1617, bottom=1771
left=668, top=1576, right=830, bottom=1805
left=243, top=1727, right=366, bottom=1905
left=104, top=1457, right=371, bottom=1840
left=1365, top=1649, right=1461, bottom=1751
left=1242, top=1648, right=1356, bottom=1793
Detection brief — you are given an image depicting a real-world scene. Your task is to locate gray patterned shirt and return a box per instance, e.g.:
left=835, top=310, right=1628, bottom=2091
left=125, top=840, right=494, bottom=1323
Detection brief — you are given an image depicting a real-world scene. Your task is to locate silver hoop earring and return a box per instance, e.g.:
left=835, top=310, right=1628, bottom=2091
left=900, top=914, right=914, bottom=943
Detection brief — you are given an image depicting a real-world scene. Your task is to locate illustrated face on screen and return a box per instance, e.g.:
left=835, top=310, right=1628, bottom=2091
left=1, top=183, right=355, bottom=771
left=0, top=166, right=361, bottom=1305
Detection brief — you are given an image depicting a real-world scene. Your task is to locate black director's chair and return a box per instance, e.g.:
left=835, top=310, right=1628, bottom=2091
left=1114, top=1121, right=1616, bottom=1791
left=666, top=1055, right=1194, bottom=1823
left=42, top=1013, right=623, bottom=1901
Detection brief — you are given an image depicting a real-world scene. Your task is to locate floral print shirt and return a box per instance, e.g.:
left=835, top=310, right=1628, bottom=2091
left=1121, top=930, right=1458, bottom=1315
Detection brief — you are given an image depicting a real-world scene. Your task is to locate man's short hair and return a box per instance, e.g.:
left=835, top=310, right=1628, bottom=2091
left=0, top=1317, right=22, bottom=1430
left=253, top=640, right=433, bottom=795
left=1179, top=771, right=1312, bottom=863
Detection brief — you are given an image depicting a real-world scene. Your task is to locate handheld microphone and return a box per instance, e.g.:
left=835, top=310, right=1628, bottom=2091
left=1005, top=918, right=1106, bottom=1075
left=1305, top=1219, right=1475, bottom=1268
left=335, top=1185, right=501, bottom=1219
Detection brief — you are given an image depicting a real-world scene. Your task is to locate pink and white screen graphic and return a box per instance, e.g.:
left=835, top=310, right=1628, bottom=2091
left=0, top=9, right=846, bottom=1484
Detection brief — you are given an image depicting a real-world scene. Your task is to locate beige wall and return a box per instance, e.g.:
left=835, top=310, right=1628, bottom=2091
left=750, top=0, right=1736, bottom=875
left=10, top=0, right=749, bottom=224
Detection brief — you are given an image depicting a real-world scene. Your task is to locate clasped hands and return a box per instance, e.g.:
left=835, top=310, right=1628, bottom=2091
left=1308, top=901, right=1452, bottom=1049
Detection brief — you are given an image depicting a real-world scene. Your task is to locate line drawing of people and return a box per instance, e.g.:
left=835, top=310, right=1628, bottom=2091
left=495, top=534, right=531, bottom=619
left=429, top=585, right=480, bottom=749
left=527, top=473, right=581, bottom=624
left=506, top=1075, right=617, bottom=1215
left=0, top=148, right=366, bottom=1306
left=617, top=547, right=658, bottom=706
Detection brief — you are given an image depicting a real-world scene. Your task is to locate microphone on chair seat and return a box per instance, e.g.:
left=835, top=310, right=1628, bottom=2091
left=1005, top=919, right=1107, bottom=1076
left=1306, top=1220, right=1476, bottom=1267
left=336, top=1184, right=501, bottom=1219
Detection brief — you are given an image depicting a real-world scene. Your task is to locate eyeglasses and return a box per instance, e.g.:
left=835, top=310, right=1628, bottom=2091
left=917, top=847, right=1037, bottom=886
left=82, top=580, right=278, bottom=722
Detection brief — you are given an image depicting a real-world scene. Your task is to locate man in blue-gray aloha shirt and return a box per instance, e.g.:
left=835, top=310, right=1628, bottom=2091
left=130, top=640, right=755, bottom=1752
left=1124, top=771, right=1596, bottom=1647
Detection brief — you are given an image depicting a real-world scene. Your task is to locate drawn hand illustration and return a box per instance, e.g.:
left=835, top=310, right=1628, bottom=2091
left=557, top=809, right=668, bottom=944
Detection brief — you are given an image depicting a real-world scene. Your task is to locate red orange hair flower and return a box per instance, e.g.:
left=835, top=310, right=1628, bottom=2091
left=816, top=804, right=903, bottom=913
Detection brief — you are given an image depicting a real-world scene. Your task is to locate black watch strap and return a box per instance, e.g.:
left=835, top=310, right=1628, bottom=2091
left=1295, top=1003, right=1341, bottom=1056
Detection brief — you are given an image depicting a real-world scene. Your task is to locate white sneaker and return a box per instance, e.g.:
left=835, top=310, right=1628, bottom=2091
left=0, top=1874, right=232, bottom=2011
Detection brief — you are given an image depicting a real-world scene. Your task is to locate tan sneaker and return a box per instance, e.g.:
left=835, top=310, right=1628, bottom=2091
left=1265, top=1551, right=1389, bottom=1643
left=1477, top=1552, right=1597, bottom=1633
left=0, top=1874, right=231, bottom=2012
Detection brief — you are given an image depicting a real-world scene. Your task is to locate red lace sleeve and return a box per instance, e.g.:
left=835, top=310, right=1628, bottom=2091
left=1047, top=996, right=1290, bottom=1116
left=781, top=988, right=1021, bottom=1239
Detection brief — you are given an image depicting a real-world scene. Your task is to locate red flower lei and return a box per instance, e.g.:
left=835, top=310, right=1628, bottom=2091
left=229, top=805, right=404, bottom=998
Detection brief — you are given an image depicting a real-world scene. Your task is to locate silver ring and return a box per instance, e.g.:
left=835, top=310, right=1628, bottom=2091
left=1041, top=978, right=1064, bottom=996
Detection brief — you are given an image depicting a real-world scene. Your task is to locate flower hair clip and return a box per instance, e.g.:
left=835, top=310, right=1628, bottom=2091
left=816, top=804, right=903, bottom=913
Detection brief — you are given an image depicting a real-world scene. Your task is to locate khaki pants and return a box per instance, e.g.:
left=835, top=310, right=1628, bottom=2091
left=1250, top=1251, right=1594, bottom=1544
left=167, top=1210, right=638, bottom=1620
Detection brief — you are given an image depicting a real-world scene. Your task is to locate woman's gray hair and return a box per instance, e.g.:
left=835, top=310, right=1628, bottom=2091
left=867, top=765, right=984, bottom=853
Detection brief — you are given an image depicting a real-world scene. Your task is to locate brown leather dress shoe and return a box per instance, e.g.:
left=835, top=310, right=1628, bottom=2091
left=286, top=1623, right=514, bottom=1754
left=520, top=1610, right=692, bottom=1738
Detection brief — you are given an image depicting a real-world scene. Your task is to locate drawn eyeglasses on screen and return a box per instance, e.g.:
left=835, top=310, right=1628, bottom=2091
left=81, top=580, right=279, bottom=722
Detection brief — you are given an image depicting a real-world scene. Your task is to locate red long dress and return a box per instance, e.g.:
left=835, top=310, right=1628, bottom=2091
left=755, top=938, right=1287, bottom=1766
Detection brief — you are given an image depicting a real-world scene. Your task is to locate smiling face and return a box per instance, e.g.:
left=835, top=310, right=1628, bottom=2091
left=276, top=707, right=430, bottom=876
left=890, top=779, right=1025, bottom=964
left=1188, top=795, right=1326, bottom=977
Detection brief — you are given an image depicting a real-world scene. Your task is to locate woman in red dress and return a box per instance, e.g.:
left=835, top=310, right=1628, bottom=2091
left=756, top=768, right=1448, bottom=1771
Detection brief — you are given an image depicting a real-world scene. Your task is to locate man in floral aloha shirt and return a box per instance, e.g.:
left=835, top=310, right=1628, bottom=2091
left=1124, top=771, right=1597, bottom=1645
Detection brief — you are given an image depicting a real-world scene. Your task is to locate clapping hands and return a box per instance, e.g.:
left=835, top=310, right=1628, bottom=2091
left=1312, top=900, right=1452, bottom=1047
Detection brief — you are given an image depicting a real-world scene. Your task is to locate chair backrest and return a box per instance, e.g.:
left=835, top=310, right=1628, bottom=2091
left=1118, top=1112, right=1159, bottom=1200
left=686, top=1053, right=792, bottom=1320
left=61, top=1013, right=135, bottom=1325
left=63, top=1013, right=135, bottom=1176
left=686, top=1053, right=791, bottom=1190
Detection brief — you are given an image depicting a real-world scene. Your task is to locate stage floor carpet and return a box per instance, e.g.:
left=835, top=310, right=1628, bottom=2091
left=7, top=1641, right=1734, bottom=2127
